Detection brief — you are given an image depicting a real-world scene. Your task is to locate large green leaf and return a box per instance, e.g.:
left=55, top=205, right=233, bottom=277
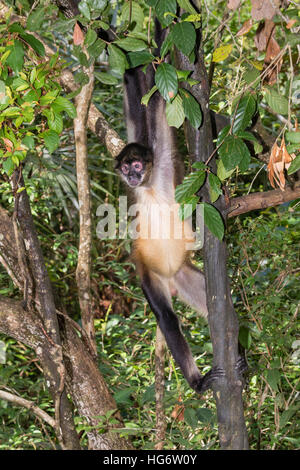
left=287, top=154, right=300, bottom=175
left=127, top=51, right=154, bottom=68
left=27, top=7, right=46, bottom=31
left=108, top=44, right=128, bottom=76
left=6, top=40, right=24, bottom=73
left=264, top=87, right=289, bottom=116
left=166, top=95, right=185, bottom=128
left=218, top=135, right=251, bottom=171
left=232, top=94, right=257, bottom=133
left=155, top=63, right=178, bottom=102
left=203, top=202, right=224, bottom=240
left=180, top=88, right=202, bottom=129
left=52, top=96, right=77, bottom=119
left=121, top=1, right=144, bottom=32
left=115, top=37, right=147, bottom=52
left=155, top=0, right=177, bottom=27
left=42, top=130, right=60, bottom=154
left=175, top=171, right=206, bottom=203
left=171, top=22, right=196, bottom=56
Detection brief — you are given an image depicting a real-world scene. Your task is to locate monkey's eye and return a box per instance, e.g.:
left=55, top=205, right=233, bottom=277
left=122, top=163, right=129, bottom=174
left=132, top=161, right=143, bottom=172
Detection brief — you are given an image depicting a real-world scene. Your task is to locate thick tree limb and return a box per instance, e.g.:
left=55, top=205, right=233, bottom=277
left=0, top=295, right=133, bottom=450
left=228, top=182, right=300, bottom=218
left=10, top=170, right=80, bottom=450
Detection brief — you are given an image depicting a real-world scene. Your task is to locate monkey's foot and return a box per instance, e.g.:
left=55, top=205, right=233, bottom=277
left=192, top=367, right=226, bottom=394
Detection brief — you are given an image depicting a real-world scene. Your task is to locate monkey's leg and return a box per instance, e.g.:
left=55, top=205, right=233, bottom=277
left=141, top=270, right=223, bottom=393
left=172, top=262, right=208, bottom=318
left=173, top=262, right=248, bottom=387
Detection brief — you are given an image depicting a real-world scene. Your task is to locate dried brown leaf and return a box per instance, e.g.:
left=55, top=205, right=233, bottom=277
left=227, top=0, right=241, bottom=10
left=267, top=139, right=293, bottom=190
left=251, top=0, right=280, bottom=21
left=73, top=22, right=84, bottom=46
left=254, top=20, right=275, bottom=51
left=264, top=35, right=282, bottom=84
left=237, top=19, right=253, bottom=36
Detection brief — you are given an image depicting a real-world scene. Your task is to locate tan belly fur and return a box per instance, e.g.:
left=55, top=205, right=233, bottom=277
left=134, top=189, right=194, bottom=278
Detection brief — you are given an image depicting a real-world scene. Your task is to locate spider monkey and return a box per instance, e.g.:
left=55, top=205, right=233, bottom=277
left=115, top=30, right=226, bottom=393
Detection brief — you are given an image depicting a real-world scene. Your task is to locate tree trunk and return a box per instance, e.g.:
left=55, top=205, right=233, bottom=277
left=175, top=29, right=249, bottom=450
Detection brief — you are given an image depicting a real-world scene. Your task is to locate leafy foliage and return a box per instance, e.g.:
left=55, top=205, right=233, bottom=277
left=0, top=0, right=299, bottom=451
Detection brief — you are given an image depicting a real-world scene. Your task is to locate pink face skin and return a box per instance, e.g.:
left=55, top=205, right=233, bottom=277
left=121, top=161, right=143, bottom=174
left=122, top=160, right=144, bottom=187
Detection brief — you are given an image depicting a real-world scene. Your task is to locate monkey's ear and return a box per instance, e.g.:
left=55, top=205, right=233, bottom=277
left=115, top=146, right=127, bottom=169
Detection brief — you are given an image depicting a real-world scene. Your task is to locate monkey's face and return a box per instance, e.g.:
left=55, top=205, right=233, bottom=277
left=119, top=159, right=152, bottom=187
left=116, top=143, right=153, bottom=188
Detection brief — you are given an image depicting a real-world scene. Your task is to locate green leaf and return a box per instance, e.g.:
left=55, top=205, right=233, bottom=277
left=27, top=7, right=46, bottom=31
left=42, top=130, right=60, bottom=154
left=155, top=63, right=178, bottom=102
left=235, top=130, right=258, bottom=143
left=203, top=202, right=224, bottom=240
left=178, top=195, right=199, bottom=220
left=2, top=157, right=14, bottom=176
left=1, top=107, right=21, bottom=117
left=48, top=112, right=63, bottom=134
left=141, top=85, right=157, bottom=106
left=6, top=40, right=24, bottom=73
left=166, top=95, right=185, bottom=128
left=208, top=172, right=222, bottom=203
left=266, top=368, right=281, bottom=392
left=264, top=87, right=289, bottom=116
left=285, top=131, right=300, bottom=144
left=52, top=96, right=77, bottom=118
left=115, top=37, right=147, bottom=52
left=213, top=44, right=232, bottom=62
left=94, top=72, right=119, bottom=85
left=84, top=29, right=97, bottom=47
left=171, top=22, right=196, bottom=56
left=232, top=94, right=257, bottom=133
left=20, top=33, right=45, bottom=56
left=127, top=51, right=154, bottom=68
left=287, top=154, right=300, bottom=175
left=280, top=404, right=300, bottom=429
left=78, top=0, right=91, bottom=20
left=177, top=0, right=197, bottom=14
left=156, top=0, right=177, bottom=27
left=108, top=44, right=128, bottom=76
left=22, top=135, right=35, bottom=150
left=184, top=408, right=198, bottom=428
left=218, top=135, right=251, bottom=171
left=160, top=34, right=173, bottom=59
left=239, top=326, right=252, bottom=349
left=87, top=38, right=106, bottom=58
left=121, top=1, right=144, bottom=32
left=175, top=171, right=206, bottom=203
left=180, top=88, right=202, bottom=129
left=196, top=408, right=214, bottom=424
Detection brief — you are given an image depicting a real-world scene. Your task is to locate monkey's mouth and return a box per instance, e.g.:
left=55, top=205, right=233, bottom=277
left=128, top=176, right=141, bottom=187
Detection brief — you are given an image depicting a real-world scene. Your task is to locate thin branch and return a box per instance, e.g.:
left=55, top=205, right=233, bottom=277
left=73, top=46, right=97, bottom=356
left=154, top=326, right=166, bottom=450
left=0, top=390, right=55, bottom=428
